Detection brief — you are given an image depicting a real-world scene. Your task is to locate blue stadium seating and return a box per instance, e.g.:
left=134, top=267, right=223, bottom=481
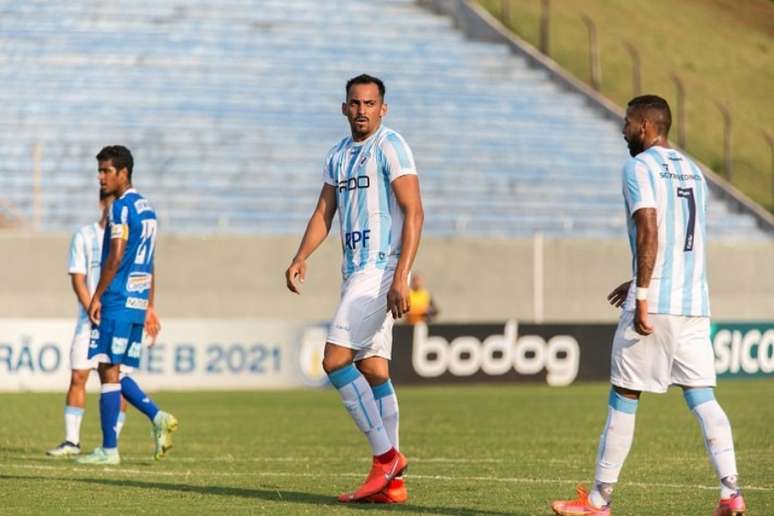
left=0, top=0, right=767, bottom=238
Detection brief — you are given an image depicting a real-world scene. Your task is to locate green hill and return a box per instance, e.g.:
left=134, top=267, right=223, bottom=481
left=478, top=0, right=774, bottom=211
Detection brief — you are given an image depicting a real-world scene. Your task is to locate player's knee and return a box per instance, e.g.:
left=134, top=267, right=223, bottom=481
left=70, top=370, right=89, bottom=388
left=358, top=369, right=389, bottom=387
left=322, top=355, right=349, bottom=375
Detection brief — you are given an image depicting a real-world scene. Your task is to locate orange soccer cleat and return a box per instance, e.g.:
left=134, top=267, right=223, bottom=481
left=363, top=478, right=408, bottom=504
left=551, top=484, right=611, bottom=516
left=713, top=493, right=746, bottom=516
left=337, top=451, right=408, bottom=503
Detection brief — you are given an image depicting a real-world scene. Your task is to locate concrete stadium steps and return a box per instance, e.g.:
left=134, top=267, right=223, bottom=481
left=0, top=0, right=766, bottom=238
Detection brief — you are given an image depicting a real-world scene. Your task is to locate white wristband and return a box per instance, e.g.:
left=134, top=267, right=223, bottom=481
left=635, top=287, right=649, bottom=300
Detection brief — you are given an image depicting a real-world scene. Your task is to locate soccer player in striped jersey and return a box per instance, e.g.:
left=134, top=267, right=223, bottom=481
left=552, top=96, right=745, bottom=516
left=285, top=74, right=423, bottom=504
left=46, top=192, right=130, bottom=457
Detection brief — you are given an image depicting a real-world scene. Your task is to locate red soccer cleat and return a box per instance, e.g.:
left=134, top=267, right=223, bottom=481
left=713, top=492, right=746, bottom=516
left=551, top=484, right=611, bottom=516
left=363, top=478, right=408, bottom=504
left=337, top=451, right=408, bottom=503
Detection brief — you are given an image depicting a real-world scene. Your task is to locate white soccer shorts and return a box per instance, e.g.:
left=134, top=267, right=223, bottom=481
left=326, top=266, right=399, bottom=361
left=610, top=310, right=716, bottom=393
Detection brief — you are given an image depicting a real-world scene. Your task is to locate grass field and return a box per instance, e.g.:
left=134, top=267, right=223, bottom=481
left=477, top=0, right=774, bottom=212
left=1, top=380, right=772, bottom=515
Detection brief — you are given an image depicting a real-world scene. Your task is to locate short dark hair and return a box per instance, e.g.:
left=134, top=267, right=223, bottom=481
left=96, top=145, right=134, bottom=181
left=627, top=95, right=672, bottom=135
left=346, top=74, right=385, bottom=99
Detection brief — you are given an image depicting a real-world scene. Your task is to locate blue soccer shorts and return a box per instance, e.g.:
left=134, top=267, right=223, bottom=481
left=89, top=317, right=144, bottom=368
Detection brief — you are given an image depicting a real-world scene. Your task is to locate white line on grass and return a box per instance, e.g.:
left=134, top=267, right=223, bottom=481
left=17, top=455, right=507, bottom=464
left=3, top=463, right=773, bottom=493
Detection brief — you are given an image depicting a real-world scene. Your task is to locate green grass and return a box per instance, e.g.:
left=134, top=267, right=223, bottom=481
left=477, top=0, right=774, bottom=212
left=1, top=381, right=772, bottom=514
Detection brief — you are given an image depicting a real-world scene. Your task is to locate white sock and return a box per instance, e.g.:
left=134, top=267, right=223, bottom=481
left=372, top=380, right=399, bottom=451
left=64, top=406, right=84, bottom=445
left=116, top=411, right=126, bottom=437
left=590, top=389, right=638, bottom=507
left=684, top=388, right=739, bottom=498
left=328, top=364, right=392, bottom=456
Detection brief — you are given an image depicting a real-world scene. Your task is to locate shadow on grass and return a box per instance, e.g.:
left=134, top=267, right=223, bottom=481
left=0, top=475, right=524, bottom=515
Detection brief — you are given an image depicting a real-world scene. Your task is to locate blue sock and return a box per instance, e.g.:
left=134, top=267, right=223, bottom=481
left=100, top=383, right=121, bottom=450
left=120, top=376, right=160, bottom=422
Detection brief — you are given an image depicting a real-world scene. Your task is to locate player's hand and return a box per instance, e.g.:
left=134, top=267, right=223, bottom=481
left=285, top=257, right=306, bottom=294
left=634, top=299, right=654, bottom=336
left=607, top=280, right=632, bottom=308
left=144, top=306, right=161, bottom=346
left=386, top=277, right=410, bottom=319
left=88, top=296, right=102, bottom=326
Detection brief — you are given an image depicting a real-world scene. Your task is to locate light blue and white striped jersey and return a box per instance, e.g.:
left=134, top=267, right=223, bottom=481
left=68, top=222, right=104, bottom=332
left=323, top=125, right=418, bottom=279
left=622, top=145, right=710, bottom=317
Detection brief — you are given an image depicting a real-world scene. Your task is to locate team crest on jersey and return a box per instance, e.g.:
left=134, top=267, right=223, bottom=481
left=126, top=272, right=152, bottom=293
left=359, top=152, right=371, bottom=167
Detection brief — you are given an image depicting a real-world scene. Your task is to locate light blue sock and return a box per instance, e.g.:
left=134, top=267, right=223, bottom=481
left=120, top=376, right=160, bottom=422
left=328, top=364, right=392, bottom=456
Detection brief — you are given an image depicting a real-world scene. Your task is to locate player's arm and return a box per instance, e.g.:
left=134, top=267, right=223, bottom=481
left=633, top=207, right=657, bottom=335
left=387, top=175, right=424, bottom=319
left=88, top=233, right=127, bottom=325
left=144, top=265, right=161, bottom=344
left=285, top=183, right=337, bottom=294
left=68, top=231, right=90, bottom=312
left=70, top=273, right=91, bottom=313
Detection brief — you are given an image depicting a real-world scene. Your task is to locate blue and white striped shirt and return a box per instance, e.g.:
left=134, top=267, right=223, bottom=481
left=323, top=126, right=417, bottom=279
left=622, top=146, right=710, bottom=317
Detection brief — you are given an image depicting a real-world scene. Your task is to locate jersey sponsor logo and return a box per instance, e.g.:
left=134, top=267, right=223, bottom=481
left=338, top=175, right=370, bottom=193
left=125, top=297, right=149, bottom=310
left=134, top=199, right=153, bottom=214
left=126, top=272, right=152, bottom=293
left=345, top=229, right=370, bottom=250
left=111, top=336, right=128, bottom=355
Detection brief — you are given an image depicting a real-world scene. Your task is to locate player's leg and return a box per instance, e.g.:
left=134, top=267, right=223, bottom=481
left=120, top=323, right=178, bottom=459
left=552, top=312, right=672, bottom=515
left=356, top=319, right=406, bottom=504
left=323, top=343, right=394, bottom=459
left=77, top=362, right=121, bottom=465
left=324, top=342, right=405, bottom=502
left=50, top=324, right=95, bottom=456
left=673, top=317, right=745, bottom=515
left=47, top=369, right=90, bottom=456
left=77, top=318, right=123, bottom=465
left=117, top=395, right=127, bottom=438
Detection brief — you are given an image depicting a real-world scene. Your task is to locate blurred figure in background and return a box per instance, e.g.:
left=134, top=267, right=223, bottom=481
left=406, top=272, right=438, bottom=325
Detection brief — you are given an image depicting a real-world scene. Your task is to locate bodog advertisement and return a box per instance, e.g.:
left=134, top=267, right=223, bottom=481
left=389, top=321, right=774, bottom=386
left=389, top=321, right=616, bottom=386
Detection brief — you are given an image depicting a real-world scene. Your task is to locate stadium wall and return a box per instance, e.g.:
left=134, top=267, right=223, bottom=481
left=1, top=234, right=772, bottom=322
